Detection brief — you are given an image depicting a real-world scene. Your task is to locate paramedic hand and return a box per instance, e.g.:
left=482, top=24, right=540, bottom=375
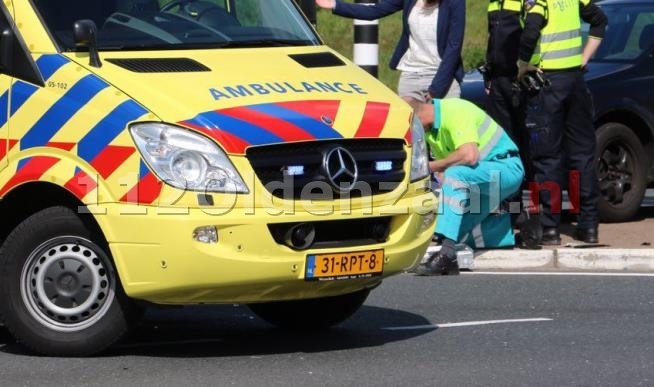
left=517, top=59, right=540, bottom=81
left=316, top=0, right=336, bottom=9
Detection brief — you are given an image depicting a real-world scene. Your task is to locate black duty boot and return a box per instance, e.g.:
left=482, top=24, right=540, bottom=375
left=575, top=227, right=599, bottom=244
left=413, top=251, right=460, bottom=276
left=541, top=227, right=561, bottom=245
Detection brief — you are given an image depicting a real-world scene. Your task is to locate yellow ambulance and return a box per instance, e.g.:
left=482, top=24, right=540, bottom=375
left=0, top=0, right=435, bottom=355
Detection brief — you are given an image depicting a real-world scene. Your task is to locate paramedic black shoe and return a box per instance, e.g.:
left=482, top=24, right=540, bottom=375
left=517, top=210, right=542, bottom=248
left=516, top=232, right=542, bottom=250
left=413, top=252, right=460, bottom=276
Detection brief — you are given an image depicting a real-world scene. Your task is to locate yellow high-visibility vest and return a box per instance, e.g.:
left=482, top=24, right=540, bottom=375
left=527, top=0, right=587, bottom=69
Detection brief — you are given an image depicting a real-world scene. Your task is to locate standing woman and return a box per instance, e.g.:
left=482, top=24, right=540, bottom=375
left=315, top=0, right=465, bottom=106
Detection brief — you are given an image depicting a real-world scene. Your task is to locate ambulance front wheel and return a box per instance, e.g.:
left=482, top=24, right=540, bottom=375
left=0, top=206, right=137, bottom=356
left=247, top=288, right=370, bottom=329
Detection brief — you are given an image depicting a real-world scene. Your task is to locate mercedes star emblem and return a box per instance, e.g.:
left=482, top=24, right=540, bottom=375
left=323, top=146, right=358, bottom=193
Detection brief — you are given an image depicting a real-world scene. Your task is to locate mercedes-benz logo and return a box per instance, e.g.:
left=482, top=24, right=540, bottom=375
left=323, top=146, right=358, bottom=193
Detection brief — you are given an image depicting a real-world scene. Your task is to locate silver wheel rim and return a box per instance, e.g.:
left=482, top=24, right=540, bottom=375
left=20, top=237, right=116, bottom=332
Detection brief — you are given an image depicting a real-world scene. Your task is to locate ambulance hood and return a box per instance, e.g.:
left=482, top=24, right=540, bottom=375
left=76, top=48, right=413, bottom=154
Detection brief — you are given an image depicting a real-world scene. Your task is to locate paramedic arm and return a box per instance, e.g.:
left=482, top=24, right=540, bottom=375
left=428, top=143, right=479, bottom=173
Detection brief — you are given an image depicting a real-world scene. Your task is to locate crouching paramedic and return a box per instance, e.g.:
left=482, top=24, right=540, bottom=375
left=414, top=98, right=525, bottom=275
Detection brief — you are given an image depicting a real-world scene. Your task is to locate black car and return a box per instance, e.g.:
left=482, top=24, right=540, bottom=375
left=461, top=0, right=654, bottom=222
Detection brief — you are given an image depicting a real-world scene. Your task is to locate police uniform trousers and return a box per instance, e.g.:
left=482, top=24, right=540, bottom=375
left=486, top=75, right=530, bottom=180
left=435, top=154, right=524, bottom=248
left=524, top=69, right=600, bottom=229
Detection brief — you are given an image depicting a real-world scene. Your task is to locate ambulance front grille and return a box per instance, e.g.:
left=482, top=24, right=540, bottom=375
left=105, top=58, right=210, bottom=72
left=246, top=139, right=406, bottom=200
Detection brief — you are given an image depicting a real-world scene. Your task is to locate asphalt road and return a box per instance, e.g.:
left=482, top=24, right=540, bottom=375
left=2, top=273, right=653, bottom=387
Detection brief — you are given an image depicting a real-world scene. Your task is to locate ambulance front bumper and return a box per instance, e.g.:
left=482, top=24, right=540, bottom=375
left=98, top=192, right=436, bottom=304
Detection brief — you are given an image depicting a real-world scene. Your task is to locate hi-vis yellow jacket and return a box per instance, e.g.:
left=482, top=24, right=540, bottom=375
left=525, top=0, right=586, bottom=69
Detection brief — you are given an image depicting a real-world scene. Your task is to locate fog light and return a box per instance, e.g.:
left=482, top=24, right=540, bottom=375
left=420, top=211, right=436, bottom=233
left=284, top=223, right=316, bottom=250
left=193, top=226, right=218, bottom=244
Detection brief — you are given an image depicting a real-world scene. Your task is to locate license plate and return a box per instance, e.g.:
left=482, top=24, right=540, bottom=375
left=305, top=249, right=384, bottom=281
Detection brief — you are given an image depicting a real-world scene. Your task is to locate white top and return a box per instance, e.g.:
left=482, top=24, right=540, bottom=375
left=397, top=0, right=440, bottom=74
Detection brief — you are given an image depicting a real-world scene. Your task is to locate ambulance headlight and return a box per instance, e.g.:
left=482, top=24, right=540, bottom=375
left=410, top=115, right=430, bottom=182
left=170, top=150, right=208, bottom=187
left=130, top=123, right=248, bottom=193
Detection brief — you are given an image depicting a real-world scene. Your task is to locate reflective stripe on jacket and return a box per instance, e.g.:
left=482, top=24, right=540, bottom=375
left=528, top=0, right=587, bottom=69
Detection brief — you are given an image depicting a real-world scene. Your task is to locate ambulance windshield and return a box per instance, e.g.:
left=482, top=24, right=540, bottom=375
left=33, top=0, right=320, bottom=51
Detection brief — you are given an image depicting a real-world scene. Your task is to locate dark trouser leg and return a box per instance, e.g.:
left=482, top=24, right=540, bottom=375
left=486, top=76, right=529, bottom=219
left=564, top=72, right=600, bottom=229
left=486, top=76, right=529, bottom=180
left=525, top=72, right=571, bottom=229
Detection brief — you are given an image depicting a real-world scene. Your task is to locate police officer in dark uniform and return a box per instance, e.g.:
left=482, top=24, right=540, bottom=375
left=483, top=0, right=532, bottom=240
left=517, top=0, right=608, bottom=245
left=484, top=0, right=527, bottom=152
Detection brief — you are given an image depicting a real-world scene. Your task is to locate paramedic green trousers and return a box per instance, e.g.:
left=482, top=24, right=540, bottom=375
left=436, top=154, right=524, bottom=248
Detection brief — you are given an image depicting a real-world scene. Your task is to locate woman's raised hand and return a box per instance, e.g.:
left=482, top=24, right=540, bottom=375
left=315, top=0, right=336, bottom=10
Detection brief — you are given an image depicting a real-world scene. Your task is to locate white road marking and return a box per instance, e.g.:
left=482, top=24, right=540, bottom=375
left=463, top=271, right=654, bottom=277
left=382, top=317, right=552, bottom=331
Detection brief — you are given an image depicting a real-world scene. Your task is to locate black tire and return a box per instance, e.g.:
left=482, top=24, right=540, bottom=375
left=0, top=206, right=136, bottom=356
left=248, top=289, right=370, bottom=329
left=595, top=122, right=648, bottom=222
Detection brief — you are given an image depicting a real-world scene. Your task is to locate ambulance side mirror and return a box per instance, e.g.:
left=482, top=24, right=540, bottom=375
left=73, top=19, right=102, bottom=68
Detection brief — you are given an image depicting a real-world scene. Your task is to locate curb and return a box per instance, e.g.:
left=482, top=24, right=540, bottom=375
left=473, top=248, right=654, bottom=272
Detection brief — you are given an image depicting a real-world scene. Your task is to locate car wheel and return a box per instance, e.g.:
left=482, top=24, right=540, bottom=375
left=596, top=122, right=648, bottom=222
left=248, top=289, right=370, bottom=329
left=0, top=206, right=137, bottom=356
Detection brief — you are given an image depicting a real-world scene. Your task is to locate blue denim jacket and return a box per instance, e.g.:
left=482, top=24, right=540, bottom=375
left=333, top=0, right=465, bottom=98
